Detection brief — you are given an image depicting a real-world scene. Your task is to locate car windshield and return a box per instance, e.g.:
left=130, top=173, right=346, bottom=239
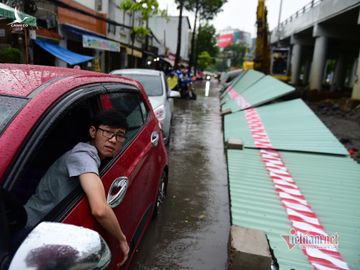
left=120, top=74, right=163, bottom=96
left=0, top=95, right=27, bottom=134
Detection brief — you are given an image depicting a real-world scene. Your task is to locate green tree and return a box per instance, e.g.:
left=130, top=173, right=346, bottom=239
left=119, top=0, right=166, bottom=67
left=119, top=0, right=166, bottom=37
left=214, top=58, right=228, bottom=72
left=223, top=44, right=247, bottom=68
left=187, top=0, right=226, bottom=70
left=0, top=48, right=22, bottom=63
left=174, top=0, right=226, bottom=67
left=197, top=51, right=212, bottom=70
left=196, top=23, right=218, bottom=61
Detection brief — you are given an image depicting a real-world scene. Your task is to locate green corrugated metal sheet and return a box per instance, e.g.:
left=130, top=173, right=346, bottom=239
left=221, top=74, right=295, bottom=111
left=220, top=70, right=263, bottom=101
left=230, top=69, right=265, bottom=94
left=223, top=69, right=359, bottom=269
left=238, top=75, right=295, bottom=110
left=220, top=73, right=244, bottom=101
left=227, top=149, right=360, bottom=270
left=221, top=98, right=239, bottom=113
left=220, top=93, right=232, bottom=105
left=224, top=99, right=348, bottom=155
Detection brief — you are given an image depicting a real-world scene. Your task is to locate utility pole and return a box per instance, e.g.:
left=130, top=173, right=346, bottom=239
left=189, top=0, right=199, bottom=74
left=174, top=0, right=183, bottom=67
left=130, top=10, right=135, bottom=68
left=276, top=0, right=283, bottom=46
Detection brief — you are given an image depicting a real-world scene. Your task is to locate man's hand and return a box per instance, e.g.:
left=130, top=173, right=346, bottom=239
left=79, top=173, right=130, bottom=267
left=117, top=239, right=130, bottom=267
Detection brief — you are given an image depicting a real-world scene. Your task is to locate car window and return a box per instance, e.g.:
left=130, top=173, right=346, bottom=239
left=4, top=88, right=104, bottom=248
left=9, top=95, right=100, bottom=203
left=0, top=95, right=27, bottom=134
left=119, top=74, right=163, bottom=96
left=107, top=92, right=149, bottom=141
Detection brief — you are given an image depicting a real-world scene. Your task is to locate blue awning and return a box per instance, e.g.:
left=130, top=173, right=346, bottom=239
left=35, top=39, right=94, bottom=65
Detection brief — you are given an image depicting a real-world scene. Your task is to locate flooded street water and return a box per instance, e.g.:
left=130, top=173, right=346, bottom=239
left=129, top=81, right=230, bottom=270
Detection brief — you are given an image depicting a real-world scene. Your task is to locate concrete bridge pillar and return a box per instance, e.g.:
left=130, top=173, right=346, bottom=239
left=303, top=56, right=312, bottom=85
left=331, top=54, right=346, bottom=91
left=309, top=35, right=328, bottom=90
left=290, top=36, right=313, bottom=85
left=352, top=50, right=360, bottom=100
left=290, top=41, right=302, bottom=85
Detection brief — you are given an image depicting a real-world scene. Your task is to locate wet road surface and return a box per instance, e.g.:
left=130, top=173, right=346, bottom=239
left=129, top=81, right=230, bottom=270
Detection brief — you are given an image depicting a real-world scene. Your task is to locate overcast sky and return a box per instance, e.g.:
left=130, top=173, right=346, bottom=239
left=157, top=0, right=311, bottom=37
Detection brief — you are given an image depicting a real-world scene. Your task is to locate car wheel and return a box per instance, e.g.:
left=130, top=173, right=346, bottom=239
left=153, top=171, right=168, bottom=218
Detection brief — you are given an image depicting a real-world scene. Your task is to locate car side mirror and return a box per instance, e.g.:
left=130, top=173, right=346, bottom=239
left=9, top=222, right=111, bottom=270
left=168, top=90, right=181, bottom=98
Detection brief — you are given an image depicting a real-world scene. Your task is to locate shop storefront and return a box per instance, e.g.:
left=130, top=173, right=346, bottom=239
left=57, top=0, right=120, bottom=72
left=0, top=3, right=37, bottom=64
left=126, top=46, right=143, bottom=68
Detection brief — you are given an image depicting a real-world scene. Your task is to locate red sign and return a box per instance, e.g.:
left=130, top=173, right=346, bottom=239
left=217, top=33, right=233, bottom=48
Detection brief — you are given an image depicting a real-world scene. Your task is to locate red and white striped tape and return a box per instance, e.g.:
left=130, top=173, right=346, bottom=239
left=227, top=87, right=349, bottom=270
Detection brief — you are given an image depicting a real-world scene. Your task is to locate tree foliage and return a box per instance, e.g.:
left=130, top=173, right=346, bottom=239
left=199, top=0, right=225, bottom=20
left=174, top=0, right=226, bottom=67
left=119, top=0, right=166, bottom=36
left=0, top=47, right=22, bottom=63
left=196, top=23, right=218, bottom=59
left=223, top=44, right=247, bottom=68
left=179, top=0, right=226, bottom=21
left=197, top=51, right=212, bottom=70
left=214, top=58, right=228, bottom=72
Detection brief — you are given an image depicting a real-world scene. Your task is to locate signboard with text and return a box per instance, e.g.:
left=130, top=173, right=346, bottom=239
left=82, top=35, right=120, bottom=52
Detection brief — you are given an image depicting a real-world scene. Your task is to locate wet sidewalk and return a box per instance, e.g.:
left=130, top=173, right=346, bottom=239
left=129, top=81, right=230, bottom=270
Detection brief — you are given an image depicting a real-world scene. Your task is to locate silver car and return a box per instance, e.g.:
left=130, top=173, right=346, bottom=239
left=110, top=69, right=180, bottom=144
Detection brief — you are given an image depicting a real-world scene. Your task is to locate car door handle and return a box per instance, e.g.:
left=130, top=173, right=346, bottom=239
left=151, top=131, right=159, bottom=146
left=107, top=176, right=128, bottom=208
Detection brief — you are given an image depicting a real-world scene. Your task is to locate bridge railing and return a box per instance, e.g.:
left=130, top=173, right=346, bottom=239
left=274, top=0, right=324, bottom=32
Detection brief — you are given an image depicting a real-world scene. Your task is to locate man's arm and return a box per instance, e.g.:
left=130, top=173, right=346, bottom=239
left=79, top=173, right=129, bottom=266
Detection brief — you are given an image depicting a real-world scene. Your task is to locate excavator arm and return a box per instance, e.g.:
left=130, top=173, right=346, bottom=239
left=254, top=0, right=270, bottom=74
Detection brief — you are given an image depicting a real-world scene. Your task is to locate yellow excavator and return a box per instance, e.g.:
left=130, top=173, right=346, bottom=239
left=254, top=0, right=270, bottom=74
left=253, top=0, right=290, bottom=81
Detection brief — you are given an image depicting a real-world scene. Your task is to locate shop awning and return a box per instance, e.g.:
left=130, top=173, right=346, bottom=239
left=35, top=39, right=94, bottom=65
left=0, top=3, right=37, bottom=27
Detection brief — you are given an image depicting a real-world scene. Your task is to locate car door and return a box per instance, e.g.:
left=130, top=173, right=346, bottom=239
left=102, top=84, right=167, bottom=255
left=3, top=83, right=135, bottom=269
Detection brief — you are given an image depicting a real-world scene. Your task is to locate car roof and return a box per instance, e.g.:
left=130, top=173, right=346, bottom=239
left=111, top=68, right=163, bottom=76
left=0, top=64, right=120, bottom=97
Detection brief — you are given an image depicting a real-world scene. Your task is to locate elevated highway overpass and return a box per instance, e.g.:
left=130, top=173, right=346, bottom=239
left=270, top=0, right=360, bottom=99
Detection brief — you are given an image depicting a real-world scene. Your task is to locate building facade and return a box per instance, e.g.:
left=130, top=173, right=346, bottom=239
left=148, top=15, right=191, bottom=63
left=0, top=0, right=170, bottom=71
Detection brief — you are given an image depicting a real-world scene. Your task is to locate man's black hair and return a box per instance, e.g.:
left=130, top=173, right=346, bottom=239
left=91, top=109, right=128, bottom=130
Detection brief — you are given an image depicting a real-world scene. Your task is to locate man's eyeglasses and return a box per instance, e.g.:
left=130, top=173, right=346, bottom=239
left=97, top=127, right=127, bottom=142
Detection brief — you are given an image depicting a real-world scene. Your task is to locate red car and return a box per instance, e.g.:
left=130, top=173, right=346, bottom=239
left=0, top=64, right=168, bottom=269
